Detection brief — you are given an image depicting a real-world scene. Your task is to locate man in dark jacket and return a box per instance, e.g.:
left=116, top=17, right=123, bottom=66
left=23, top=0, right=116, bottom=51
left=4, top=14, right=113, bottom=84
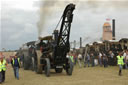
left=103, top=52, right=108, bottom=68
left=11, top=55, right=20, bottom=80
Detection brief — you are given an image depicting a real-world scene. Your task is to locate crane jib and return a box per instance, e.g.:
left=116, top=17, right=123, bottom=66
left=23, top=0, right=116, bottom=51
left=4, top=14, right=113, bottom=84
left=57, top=3, right=75, bottom=48
left=54, top=3, right=75, bottom=64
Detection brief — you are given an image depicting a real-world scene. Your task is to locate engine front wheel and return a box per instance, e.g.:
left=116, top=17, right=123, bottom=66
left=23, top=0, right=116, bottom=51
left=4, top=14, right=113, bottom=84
left=66, top=58, right=74, bottom=75
left=44, top=58, right=51, bottom=77
left=31, top=57, right=35, bottom=71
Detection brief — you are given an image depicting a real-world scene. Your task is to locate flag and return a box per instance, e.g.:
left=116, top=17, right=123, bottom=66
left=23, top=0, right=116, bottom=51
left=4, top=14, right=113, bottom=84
left=106, top=18, right=111, bottom=21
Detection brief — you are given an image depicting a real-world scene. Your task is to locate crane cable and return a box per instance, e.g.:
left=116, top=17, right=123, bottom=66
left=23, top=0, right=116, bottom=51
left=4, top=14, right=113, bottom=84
left=54, top=15, right=63, bottom=30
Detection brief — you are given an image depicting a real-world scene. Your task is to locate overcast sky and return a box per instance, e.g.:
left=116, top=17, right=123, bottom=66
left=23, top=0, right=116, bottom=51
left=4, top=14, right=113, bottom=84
left=1, top=0, right=128, bottom=51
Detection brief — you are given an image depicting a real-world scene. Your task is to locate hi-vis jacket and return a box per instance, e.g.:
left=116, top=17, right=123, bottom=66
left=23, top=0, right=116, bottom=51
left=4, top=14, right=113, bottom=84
left=117, top=56, right=124, bottom=65
left=0, top=59, right=7, bottom=72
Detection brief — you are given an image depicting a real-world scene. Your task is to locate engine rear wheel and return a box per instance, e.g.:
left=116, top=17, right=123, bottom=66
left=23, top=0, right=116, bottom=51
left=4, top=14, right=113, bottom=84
left=35, top=50, right=42, bottom=74
left=44, top=58, right=51, bottom=77
left=23, top=56, right=30, bottom=70
left=66, top=58, right=74, bottom=75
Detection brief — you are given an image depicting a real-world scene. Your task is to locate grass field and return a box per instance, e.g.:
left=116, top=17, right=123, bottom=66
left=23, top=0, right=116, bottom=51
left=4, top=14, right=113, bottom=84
left=3, top=65, right=128, bottom=85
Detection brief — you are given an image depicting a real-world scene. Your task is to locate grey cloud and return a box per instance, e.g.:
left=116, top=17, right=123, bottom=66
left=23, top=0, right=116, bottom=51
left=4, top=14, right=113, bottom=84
left=1, top=7, right=38, bottom=50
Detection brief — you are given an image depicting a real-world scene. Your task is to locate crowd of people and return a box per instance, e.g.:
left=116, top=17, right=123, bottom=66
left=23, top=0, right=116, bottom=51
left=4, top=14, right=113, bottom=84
left=70, top=50, right=127, bottom=66
left=68, top=49, right=128, bottom=76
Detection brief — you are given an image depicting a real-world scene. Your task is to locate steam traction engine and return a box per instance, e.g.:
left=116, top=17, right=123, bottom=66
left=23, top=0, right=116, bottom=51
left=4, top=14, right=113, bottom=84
left=35, top=3, right=75, bottom=77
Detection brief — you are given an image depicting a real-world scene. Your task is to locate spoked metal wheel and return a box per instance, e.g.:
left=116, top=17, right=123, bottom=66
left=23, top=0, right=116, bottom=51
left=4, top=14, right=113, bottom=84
left=66, top=58, right=74, bottom=75
left=35, top=61, right=42, bottom=74
left=23, top=56, right=30, bottom=70
left=44, top=58, right=51, bottom=77
left=34, top=57, right=42, bottom=74
left=31, top=57, right=35, bottom=71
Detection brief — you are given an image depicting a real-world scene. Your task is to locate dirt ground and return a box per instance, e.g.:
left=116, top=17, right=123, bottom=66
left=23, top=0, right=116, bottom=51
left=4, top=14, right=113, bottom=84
left=2, top=65, right=128, bottom=85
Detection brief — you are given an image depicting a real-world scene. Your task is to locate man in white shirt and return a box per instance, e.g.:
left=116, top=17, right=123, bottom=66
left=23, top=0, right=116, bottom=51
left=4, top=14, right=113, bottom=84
left=78, top=53, right=82, bottom=67
left=123, top=50, right=127, bottom=59
left=99, top=52, right=102, bottom=66
left=66, top=53, right=70, bottom=58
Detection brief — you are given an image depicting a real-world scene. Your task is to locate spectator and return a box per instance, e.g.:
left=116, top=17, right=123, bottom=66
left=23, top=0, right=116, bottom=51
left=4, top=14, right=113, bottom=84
left=117, top=52, right=124, bottom=76
left=98, top=52, right=102, bottom=67
left=90, top=53, right=95, bottom=67
left=78, top=53, right=82, bottom=68
left=69, top=52, right=74, bottom=67
left=73, top=53, right=77, bottom=65
left=11, top=55, right=21, bottom=80
left=84, top=53, right=90, bottom=67
left=66, top=53, right=70, bottom=58
left=0, top=53, right=7, bottom=84
left=102, top=52, right=108, bottom=68
left=109, top=51, right=115, bottom=66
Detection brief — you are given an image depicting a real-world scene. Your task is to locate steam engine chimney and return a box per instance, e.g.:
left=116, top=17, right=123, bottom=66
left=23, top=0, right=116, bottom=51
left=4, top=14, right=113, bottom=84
left=112, top=19, right=115, bottom=40
left=80, top=37, right=82, bottom=48
left=74, top=40, right=76, bottom=49
left=53, top=30, right=58, bottom=44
